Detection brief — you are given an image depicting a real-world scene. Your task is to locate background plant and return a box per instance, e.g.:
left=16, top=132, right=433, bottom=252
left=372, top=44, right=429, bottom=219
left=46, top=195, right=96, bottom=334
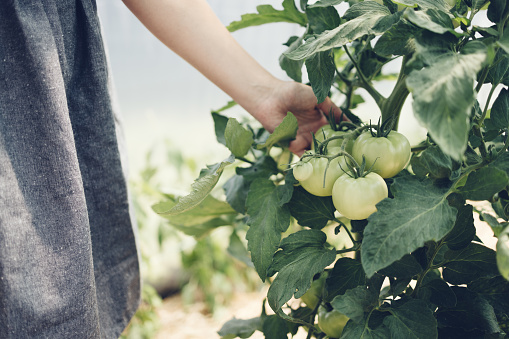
left=154, top=0, right=509, bottom=338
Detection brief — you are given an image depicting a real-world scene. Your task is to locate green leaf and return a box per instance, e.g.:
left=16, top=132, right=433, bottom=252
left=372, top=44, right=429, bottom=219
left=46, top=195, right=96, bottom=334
left=436, top=287, right=504, bottom=336
left=261, top=315, right=291, bottom=339
left=305, top=51, right=336, bottom=103
left=331, top=286, right=374, bottom=323
left=442, top=243, right=499, bottom=285
left=223, top=175, right=250, bottom=214
left=418, top=278, right=457, bottom=308
left=279, top=36, right=304, bottom=82
left=266, top=229, right=336, bottom=312
left=406, top=40, right=488, bottom=160
left=257, top=112, right=298, bottom=150
left=307, top=0, right=344, bottom=8
left=284, top=2, right=394, bottom=61
left=212, top=112, right=229, bottom=146
left=374, top=19, right=419, bottom=56
left=459, top=166, right=509, bottom=201
left=404, top=8, right=462, bottom=36
left=225, top=118, right=254, bottom=158
left=152, top=154, right=235, bottom=216
left=339, top=315, right=391, bottom=338
left=491, top=87, right=509, bottom=130
left=394, top=0, right=453, bottom=11
left=487, top=0, right=509, bottom=24
left=245, top=179, right=293, bottom=281
left=288, top=186, right=336, bottom=229
left=383, top=299, right=438, bottom=339
left=410, top=145, right=456, bottom=179
left=171, top=217, right=233, bottom=238
left=306, top=5, right=341, bottom=34
left=469, top=276, right=509, bottom=312
left=362, top=176, right=457, bottom=278
left=227, top=0, right=307, bottom=32
left=378, top=253, right=423, bottom=278
left=486, top=50, right=509, bottom=85
left=325, top=257, right=367, bottom=302
left=444, top=204, right=476, bottom=250
left=498, top=30, right=509, bottom=55
left=217, top=316, right=262, bottom=339
left=228, top=230, right=254, bottom=268
left=497, top=226, right=509, bottom=280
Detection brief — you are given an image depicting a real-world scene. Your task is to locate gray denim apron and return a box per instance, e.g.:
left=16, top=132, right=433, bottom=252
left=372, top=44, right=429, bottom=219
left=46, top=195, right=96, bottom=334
left=0, top=0, right=140, bottom=337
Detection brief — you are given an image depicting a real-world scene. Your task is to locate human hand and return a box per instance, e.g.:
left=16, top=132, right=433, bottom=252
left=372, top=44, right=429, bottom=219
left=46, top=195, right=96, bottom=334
left=250, top=81, right=343, bottom=156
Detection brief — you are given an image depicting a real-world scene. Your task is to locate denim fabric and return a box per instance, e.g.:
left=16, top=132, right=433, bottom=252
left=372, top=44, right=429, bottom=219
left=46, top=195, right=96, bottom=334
left=0, top=0, right=140, bottom=338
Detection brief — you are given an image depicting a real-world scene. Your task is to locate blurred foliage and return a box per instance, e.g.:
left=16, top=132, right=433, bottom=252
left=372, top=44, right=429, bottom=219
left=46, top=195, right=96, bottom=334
left=121, top=140, right=261, bottom=337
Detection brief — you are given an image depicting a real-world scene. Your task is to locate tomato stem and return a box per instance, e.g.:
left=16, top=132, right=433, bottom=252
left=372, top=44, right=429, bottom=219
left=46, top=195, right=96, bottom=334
left=381, top=56, right=410, bottom=130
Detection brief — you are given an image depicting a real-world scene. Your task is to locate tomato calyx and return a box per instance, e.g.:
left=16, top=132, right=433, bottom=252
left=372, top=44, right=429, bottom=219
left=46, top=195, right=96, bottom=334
left=370, top=116, right=396, bottom=138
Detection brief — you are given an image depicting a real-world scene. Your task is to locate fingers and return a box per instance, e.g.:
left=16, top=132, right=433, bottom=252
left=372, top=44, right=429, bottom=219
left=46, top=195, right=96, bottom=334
left=317, top=97, right=346, bottom=122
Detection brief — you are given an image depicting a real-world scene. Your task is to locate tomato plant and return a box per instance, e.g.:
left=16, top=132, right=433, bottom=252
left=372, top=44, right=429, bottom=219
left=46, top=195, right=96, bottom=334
left=154, top=1, right=509, bottom=338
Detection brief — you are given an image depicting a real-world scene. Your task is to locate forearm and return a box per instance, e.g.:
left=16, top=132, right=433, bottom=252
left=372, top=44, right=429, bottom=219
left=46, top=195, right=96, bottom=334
left=122, top=0, right=280, bottom=115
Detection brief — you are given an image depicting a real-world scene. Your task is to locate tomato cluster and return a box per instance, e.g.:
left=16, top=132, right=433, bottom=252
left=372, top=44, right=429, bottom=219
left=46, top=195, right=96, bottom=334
left=293, top=124, right=411, bottom=220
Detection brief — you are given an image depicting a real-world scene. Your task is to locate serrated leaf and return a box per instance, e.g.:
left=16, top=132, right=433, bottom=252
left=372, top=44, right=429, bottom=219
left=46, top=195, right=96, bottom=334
left=308, top=0, right=344, bottom=8
left=418, top=278, right=457, bottom=308
left=410, top=145, right=455, bottom=179
left=246, top=179, right=293, bottom=281
left=225, top=118, right=254, bottom=158
left=459, top=166, right=509, bottom=201
left=288, top=185, right=336, bottom=229
left=406, top=41, right=487, bottom=160
left=378, top=253, right=423, bottom=278
left=491, top=87, right=509, bottom=129
left=227, top=0, right=307, bottom=32
left=305, top=50, right=336, bottom=103
left=361, top=176, right=457, bottom=278
left=217, top=316, right=262, bottom=338
left=228, top=230, right=254, bottom=268
left=261, top=315, right=290, bottom=339
left=498, top=30, right=509, bottom=55
left=284, top=2, right=394, bottom=61
left=266, top=229, right=336, bottom=312
left=212, top=112, right=229, bottom=146
left=325, top=257, right=367, bottom=302
left=307, top=5, right=341, bottom=34
left=153, top=154, right=235, bottom=216
left=331, top=286, right=374, bottom=323
left=257, top=112, right=298, bottom=150
left=279, top=36, right=304, bottom=82
left=404, top=8, right=462, bottom=36
left=394, top=0, right=452, bottom=11
left=442, top=243, right=499, bottom=284
left=436, top=287, right=504, bottom=335
left=340, top=318, right=390, bottom=338
left=374, top=19, right=419, bottom=56
left=383, top=299, right=438, bottom=339
left=444, top=204, right=476, bottom=250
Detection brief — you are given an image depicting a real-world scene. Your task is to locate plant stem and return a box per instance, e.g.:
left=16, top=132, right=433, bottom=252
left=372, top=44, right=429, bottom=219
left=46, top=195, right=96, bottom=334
left=380, top=55, right=411, bottom=130
left=411, top=240, right=444, bottom=297
left=344, top=45, right=384, bottom=105
left=477, top=83, right=497, bottom=127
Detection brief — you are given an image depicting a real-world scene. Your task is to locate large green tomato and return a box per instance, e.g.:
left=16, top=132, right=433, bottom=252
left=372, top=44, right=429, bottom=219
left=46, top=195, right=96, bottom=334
left=294, top=153, right=348, bottom=197
left=351, top=131, right=411, bottom=179
left=313, top=126, right=354, bottom=154
left=317, top=306, right=349, bottom=338
left=497, top=227, right=509, bottom=280
left=332, top=172, right=388, bottom=220
left=300, top=273, right=327, bottom=309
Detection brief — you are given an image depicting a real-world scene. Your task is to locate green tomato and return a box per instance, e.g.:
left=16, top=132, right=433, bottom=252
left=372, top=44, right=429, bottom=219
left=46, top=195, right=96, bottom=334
left=313, top=126, right=355, bottom=154
left=332, top=172, right=388, bottom=220
left=317, top=306, right=349, bottom=338
left=300, top=272, right=327, bottom=309
left=351, top=131, right=411, bottom=179
left=294, top=153, right=348, bottom=197
left=497, top=227, right=509, bottom=281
